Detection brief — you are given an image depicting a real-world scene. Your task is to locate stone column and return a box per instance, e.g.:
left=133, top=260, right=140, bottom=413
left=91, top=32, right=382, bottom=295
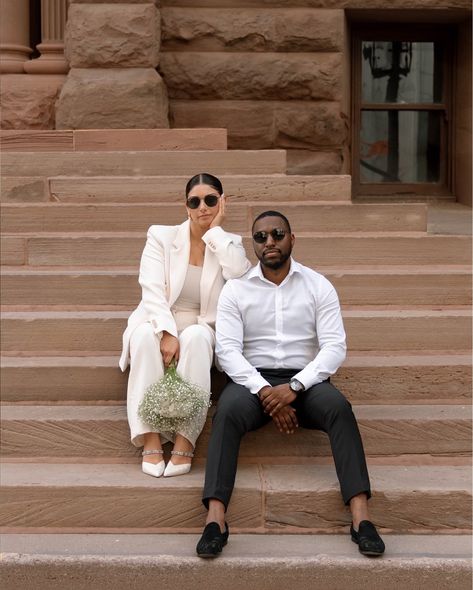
left=56, top=1, right=169, bottom=129
left=0, top=0, right=31, bottom=73
left=24, top=0, right=69, bottom=75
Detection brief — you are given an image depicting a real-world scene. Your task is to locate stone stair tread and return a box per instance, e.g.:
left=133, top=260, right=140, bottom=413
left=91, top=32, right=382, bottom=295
left=2, top=308, right=471, bottom=318
left=1, top=532, right=470, bottom=558
left=1, top=536, right=471, bottom=590
left=1, top=403, right=469, bottom=421
left=1, top=462, right=469, bottom=492
left=2, top=352, right=470, bottom=368
left=2, top=264, right=471, bottom=274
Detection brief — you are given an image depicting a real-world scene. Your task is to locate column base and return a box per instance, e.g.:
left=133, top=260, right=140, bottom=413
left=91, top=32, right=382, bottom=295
left=0, top=43, right=32, bottom=74
left=23, top=43, right=69, bottom=75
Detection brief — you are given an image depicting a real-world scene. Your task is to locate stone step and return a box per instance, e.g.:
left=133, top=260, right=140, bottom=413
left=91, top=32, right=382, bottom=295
left=1, top=266, right=470, bottom=307
left=1, top=405, right=470, bottom=459
left=1, top=309, right=471, bottom=354
left=0, top=129, right=228, bottom=152
left=0, top=463, right=470, bottom=533
left=2, top=232, right=471, bottom=267
left=1, top=533, right=471, bottom=590
left=1, top=354, right=471, bottom=404
left=2, top=174, right=351, bottom=203
left=0, top=150, right=286, bottom=177
left=0, top=202, right=427, bottom=234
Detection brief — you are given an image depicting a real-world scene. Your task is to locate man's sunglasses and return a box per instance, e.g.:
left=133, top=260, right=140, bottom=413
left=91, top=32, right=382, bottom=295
left=252, top=229, right=288, bottom=244
left=186, top=194, right=220, bottom=209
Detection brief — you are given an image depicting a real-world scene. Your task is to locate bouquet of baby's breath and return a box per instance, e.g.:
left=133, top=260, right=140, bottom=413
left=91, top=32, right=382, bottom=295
left=138, top=362, right=211, bottom=432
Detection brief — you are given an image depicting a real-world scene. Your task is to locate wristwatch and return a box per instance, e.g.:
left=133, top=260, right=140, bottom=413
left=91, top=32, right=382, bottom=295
left=289, top=378, right=305, bottom=394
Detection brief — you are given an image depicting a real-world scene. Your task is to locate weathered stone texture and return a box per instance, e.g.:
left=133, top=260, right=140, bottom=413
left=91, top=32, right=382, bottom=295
left=170, top=100, right=346, bottom=150
left=160, top=52, right=342, bottom=100
left=162, top=8, right=343, bottom=52
left=0, top=75, right=65, bottom=129
left=55, top=69, right=169, bottom=129
left=66, top=4, right=160, bottom=68
left=287, top=149, right=344, bottom=175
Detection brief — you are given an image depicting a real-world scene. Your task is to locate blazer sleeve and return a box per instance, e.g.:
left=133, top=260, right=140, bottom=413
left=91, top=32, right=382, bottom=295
left=202, top=226, right=251, bottom=280
left=138, top=226, right=178, bottom=338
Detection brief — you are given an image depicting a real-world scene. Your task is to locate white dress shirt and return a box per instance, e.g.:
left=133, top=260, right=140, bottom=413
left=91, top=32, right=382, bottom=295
left=215, top=258, right=347, bottom=394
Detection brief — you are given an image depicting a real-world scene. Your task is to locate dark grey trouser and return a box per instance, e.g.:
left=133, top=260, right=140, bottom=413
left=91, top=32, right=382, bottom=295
left=202, top=368, right=371, bottom=510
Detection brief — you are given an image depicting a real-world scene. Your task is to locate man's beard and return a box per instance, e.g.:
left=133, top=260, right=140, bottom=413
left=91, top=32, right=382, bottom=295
left=260, top=250, right=291, bottom=270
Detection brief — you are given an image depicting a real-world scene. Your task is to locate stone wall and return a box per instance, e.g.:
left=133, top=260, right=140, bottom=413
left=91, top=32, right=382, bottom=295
left=160, top=6, right=347, bottom=174
left=55, top=0, right=169, bottom=129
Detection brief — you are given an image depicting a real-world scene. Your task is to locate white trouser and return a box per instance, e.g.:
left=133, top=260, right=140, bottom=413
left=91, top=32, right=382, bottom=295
left=127, top=321, right=214, bottom=448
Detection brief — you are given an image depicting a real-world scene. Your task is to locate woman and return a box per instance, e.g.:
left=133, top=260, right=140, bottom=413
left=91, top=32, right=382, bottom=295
left=119, top=173, right=250, bottom=478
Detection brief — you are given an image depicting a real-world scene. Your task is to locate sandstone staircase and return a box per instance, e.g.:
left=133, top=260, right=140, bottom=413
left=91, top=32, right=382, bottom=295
left=1, top=129, right=472, bottom=589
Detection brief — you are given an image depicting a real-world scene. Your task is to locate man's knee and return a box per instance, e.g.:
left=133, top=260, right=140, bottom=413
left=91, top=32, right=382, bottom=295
left=305, top=383, right=354, bottom=422
left=213, top=384, right=260, bottom=431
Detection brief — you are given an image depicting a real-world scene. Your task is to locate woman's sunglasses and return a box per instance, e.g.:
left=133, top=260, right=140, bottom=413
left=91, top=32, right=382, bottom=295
left=252, top=229, right=288, bottom=244
left=186, top=194, right=220, bottom=209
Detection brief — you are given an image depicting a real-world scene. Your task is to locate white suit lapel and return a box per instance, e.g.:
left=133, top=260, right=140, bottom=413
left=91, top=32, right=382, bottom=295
left=168, top=220, right=190, bottom=305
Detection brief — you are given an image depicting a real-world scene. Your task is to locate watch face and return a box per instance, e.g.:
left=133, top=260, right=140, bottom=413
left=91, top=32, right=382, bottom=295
left=290, top=380, right=302, bottom=392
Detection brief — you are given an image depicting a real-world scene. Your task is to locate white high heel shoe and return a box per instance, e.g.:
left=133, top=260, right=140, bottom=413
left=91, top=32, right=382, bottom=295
left=141, top=449, right=165, bottom=478
left=163, top=450, right=194, bottom=477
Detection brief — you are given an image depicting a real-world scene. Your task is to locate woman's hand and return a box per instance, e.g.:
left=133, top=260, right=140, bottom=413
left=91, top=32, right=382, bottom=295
left=209, top=194, right=226, bottom=228
left=160, top=331, right=180, bottom=367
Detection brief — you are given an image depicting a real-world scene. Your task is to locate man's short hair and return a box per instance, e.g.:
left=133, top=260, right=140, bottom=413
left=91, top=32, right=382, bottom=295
left=252, top=210, right=292, bottom=233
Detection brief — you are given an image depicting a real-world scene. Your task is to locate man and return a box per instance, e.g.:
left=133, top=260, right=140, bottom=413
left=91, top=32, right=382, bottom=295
left=196, top=211, right=385, bottom=558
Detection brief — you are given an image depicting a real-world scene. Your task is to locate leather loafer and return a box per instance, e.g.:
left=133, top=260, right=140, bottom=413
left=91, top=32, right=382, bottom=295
left=350, top=520, right=385, bottom=556
left=196, top=522, right=229, bottom=558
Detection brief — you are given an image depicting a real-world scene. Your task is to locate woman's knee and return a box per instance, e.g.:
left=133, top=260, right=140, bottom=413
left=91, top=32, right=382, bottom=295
left=129, top=322, right=158, bottom=354
left=179, top=324, right=214, bottom=352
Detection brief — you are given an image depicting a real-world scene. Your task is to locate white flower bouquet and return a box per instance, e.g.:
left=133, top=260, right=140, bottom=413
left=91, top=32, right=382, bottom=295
left=138, top=363, right=211, bottom=432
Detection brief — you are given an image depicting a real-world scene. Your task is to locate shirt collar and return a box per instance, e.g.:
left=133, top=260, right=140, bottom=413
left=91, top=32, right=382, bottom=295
left=248, top=258, right=302, bottom=284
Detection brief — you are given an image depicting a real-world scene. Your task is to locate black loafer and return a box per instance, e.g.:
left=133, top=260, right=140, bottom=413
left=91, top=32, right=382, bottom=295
left=196, top=522, right=229, bottom=558
left=350, top=520, right=385, bottom=556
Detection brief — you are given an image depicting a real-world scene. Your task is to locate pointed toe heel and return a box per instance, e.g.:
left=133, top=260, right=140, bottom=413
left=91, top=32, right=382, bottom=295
left=141, top=449, right=165, bottom=478
left=163, top=450, right=194, bottom=478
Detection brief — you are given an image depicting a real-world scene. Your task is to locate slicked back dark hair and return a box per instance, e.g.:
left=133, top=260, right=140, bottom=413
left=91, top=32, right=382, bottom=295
left=185, top=173, right=223, bottom=198
left=252, top=210, right=292, bottom=233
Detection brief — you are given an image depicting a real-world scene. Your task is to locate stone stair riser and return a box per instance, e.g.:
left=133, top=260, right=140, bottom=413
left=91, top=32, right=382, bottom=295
left=2, top=235, right=471, bottom=266
left=0, top=465, right=470, bottom=533
left=1, top=407, right=471, bottom=458
left=2, top=313, right=471, bottom=352
left=2, top=175, right=352, bottom=203
left=1, top=150, right=287, bottom=177
left=1, top=547, right=471, bottom=590
left=1, top=269, right=471, bottom=306
left=2, top=359, right=470, bottom=404
left=0, top=129, right=229, bottom=152
left=0, top=203, right=427, bottom=234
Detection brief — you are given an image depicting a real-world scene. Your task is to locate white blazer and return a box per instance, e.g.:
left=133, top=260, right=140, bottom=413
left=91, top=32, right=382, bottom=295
left=119, top=220, right=251, bottom=371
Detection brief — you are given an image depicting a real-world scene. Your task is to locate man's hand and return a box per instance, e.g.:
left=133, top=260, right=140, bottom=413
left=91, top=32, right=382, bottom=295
left=259, top=383, right=296, bottom=416
left=160, top=331, right=180, bottom=367
left=272, top=405, right=298, bottom=434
